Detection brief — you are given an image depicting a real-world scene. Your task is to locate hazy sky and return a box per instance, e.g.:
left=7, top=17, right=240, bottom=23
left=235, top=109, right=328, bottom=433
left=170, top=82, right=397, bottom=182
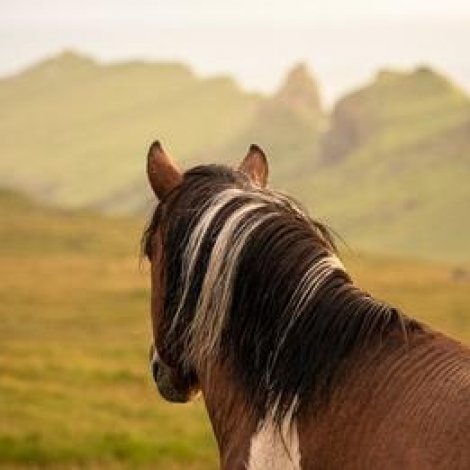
left=2, top=1, right=470, bottom=104
left=4, top=0, right=470, bottom=23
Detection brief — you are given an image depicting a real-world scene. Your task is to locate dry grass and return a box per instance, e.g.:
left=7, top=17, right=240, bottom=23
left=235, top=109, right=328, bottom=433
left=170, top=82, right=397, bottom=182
left=0, top=191, right=468, bottom=467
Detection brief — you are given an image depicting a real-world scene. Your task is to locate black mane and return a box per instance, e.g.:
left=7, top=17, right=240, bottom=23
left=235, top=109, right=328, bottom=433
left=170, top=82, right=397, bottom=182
left=143, top=164, right=422, bottom=424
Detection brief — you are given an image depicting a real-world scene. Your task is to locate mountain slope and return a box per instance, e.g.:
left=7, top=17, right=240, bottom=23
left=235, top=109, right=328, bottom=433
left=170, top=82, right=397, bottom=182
left=298, top=67, right=470, bottom=261
left=217, top=63, right=325, bottom=190
left=1, top=53, right=469, bottom=261
left=0, top=51, right=261, bottom=212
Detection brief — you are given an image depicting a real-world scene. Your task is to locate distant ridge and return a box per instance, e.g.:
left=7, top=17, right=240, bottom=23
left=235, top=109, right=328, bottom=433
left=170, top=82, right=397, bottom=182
left=321, top=66, right=469, bottom=165
left=0, top=51, right=261, bottom=213
left=0, top=51, right=469, bottom=261
left=215, top=62, right=325, bottom=186
left=301, top=66, right=470, bottom=262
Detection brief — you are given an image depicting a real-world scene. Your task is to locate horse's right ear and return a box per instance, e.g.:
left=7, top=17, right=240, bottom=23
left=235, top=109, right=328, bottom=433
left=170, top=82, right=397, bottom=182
left=239, top=144, right=269, bottom=188
left=147, top=141, right=183, bottom=200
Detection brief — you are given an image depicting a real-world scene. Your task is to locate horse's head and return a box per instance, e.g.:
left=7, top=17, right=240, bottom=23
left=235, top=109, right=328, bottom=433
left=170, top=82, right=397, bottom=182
left=144, top=140, right=268, bottom=403
left=142, top=141, right=429, bottom=470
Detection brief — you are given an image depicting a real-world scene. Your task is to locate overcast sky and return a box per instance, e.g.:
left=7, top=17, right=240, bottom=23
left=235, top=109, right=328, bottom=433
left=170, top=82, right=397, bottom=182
left=2, top=1, right=470, bottom=103
left=4, top=0, right=470, bottom=23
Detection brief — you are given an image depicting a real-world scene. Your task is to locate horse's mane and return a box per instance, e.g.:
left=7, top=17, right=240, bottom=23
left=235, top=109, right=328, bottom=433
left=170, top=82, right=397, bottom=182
left=142, top=164, right=422, bottom=425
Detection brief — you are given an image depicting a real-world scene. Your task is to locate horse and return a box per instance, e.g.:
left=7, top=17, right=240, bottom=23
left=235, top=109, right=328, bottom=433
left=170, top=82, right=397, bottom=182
left=143, top=140, right=470, bottom=469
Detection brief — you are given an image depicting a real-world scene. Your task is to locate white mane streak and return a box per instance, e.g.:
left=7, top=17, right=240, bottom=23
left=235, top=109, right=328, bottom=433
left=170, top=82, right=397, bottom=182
left=188, top=204, right=277, bottom=366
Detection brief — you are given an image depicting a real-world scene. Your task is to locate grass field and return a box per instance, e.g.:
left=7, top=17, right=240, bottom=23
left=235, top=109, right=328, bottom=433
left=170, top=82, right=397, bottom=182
left=0, top=190, right=469, bottom=468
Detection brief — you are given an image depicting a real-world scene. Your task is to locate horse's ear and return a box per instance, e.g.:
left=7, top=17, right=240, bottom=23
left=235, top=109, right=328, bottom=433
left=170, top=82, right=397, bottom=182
left=238, top=144, right=268, bottom=188
left=147, top=141, right=182, bottom=199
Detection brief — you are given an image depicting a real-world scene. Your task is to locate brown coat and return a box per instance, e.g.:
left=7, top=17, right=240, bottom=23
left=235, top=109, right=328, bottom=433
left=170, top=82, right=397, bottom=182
left=202, top=330, right=470, bottom=469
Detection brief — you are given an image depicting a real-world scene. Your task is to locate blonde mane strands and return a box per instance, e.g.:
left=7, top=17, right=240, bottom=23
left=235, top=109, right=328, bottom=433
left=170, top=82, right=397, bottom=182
left=188, top=207, right=277, bottom=368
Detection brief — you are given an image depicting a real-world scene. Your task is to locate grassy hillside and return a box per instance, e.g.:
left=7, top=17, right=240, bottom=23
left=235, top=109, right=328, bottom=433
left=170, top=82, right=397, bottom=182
left=217, top=64, right=326, bottom=188
left=0, top=190, right=469, bottom=468
left=1, top=52, right=469, bottom=262
left=297, top=67, right=470, bottom=262
left=0, top=51, right=260, bottom=213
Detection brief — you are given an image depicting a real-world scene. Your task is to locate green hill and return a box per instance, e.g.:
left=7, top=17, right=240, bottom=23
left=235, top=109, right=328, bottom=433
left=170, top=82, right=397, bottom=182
left=0, top=50, right=260, bottom=213
left=298, top=67, right=470, bottom=261
left=1, top=52, right=469, bottom=261
left=217, top=63, right=326, bottom=189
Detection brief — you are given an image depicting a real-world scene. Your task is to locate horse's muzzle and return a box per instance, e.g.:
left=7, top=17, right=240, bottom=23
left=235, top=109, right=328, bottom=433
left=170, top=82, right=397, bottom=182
left=149, top=344, right=191, bottom=403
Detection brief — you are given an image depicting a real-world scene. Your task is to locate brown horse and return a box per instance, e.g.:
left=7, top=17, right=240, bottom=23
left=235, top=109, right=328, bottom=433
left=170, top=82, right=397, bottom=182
left=143, top=141, right=470, bottom=469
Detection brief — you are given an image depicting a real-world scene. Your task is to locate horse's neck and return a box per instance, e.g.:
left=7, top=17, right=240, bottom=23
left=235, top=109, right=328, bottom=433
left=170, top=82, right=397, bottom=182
left=298, top=330, right=470, bottom=469
left=201, top=362, right=302, bottom=470
left=201, top=331, right=469, bottom=470
left=201, top=363, right=259, bottom=469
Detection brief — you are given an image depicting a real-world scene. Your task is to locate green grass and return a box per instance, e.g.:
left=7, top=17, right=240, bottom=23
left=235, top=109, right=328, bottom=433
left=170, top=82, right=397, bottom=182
left=0, top=190, right=469, bottom=468
left=0, top=191, right=217, bottom=468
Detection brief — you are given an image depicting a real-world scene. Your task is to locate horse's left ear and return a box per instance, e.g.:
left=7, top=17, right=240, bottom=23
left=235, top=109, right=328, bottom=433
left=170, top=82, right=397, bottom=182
left=147, top=140, right=183, bottom=200
left=238, top=144, right=268, bottom=188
